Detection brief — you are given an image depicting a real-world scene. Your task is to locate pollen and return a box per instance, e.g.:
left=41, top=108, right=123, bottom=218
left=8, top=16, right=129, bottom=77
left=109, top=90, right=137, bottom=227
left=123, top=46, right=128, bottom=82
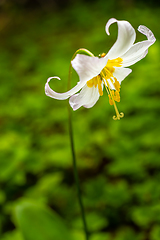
left=87, top=77, right=97, bottom=88
left=114, top=78, right=121, bottom=92
left=101, top=57, right=124, bottom=120
left=87, top=56, right=124, bottom=120
left=100, top=53, right=106, bottom=58
left=87, top=76, right=103, bottom=96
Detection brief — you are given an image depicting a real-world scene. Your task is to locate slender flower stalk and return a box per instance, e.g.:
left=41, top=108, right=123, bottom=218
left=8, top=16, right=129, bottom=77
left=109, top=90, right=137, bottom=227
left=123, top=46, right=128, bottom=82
left=67, top=52, right=90, bottom=240
left=68, top=106, right=89, bottom=240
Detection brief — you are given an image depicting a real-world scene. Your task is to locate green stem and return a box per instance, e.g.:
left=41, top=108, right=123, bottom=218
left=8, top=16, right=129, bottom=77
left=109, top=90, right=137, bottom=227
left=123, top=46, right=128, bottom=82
left=68, top=106, right=89, bottom=240
left=67, top=50, right=90, bottom=240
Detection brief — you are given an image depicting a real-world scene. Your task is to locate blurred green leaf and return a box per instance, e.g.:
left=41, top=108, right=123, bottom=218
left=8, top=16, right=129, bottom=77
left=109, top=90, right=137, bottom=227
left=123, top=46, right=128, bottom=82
left=90, top=232, right=111, bottom=240
left=14, top=200, right=73, bottom=240
left=113, top=227, right=144, bottom=240
left=72, top=212, right=108, bottom=232
left=150, top=225, right=160, bottom=240
left=0, top=230, right=24, bottom=240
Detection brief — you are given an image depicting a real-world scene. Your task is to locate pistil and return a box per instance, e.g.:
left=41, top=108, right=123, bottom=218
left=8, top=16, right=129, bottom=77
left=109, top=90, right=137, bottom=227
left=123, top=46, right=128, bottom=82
left=108, top=87, right=124, bottom=120
left=100, top=71, right=124, bottom=120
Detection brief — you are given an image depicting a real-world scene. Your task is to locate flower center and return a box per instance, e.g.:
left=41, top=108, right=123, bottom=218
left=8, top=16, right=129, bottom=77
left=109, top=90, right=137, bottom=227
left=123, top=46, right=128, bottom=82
left=87, top=55, right=124, bottom=120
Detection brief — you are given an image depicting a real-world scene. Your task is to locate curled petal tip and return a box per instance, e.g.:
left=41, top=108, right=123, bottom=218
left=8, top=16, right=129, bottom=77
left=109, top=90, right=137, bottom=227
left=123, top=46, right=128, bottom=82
left=46, top=76, right=61, bottom=83
left=138, top=25, right=156, bottom=42
left=105, top=18, right=117, bottom=35
left=45, top=75, right=86, bottom=100
left=45, top=76, right=61, bottom=96
left=45, top=76, right=65, bottom=99
left=105, top=18, right=136, bottom=59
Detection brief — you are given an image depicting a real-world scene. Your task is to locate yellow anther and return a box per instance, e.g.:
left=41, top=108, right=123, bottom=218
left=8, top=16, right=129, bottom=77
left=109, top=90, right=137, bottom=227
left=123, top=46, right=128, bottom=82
left=114, top=91, right=120, bottom=102
left=114, top=78, right=121, bottom=92
left=108, top=90, right=120, bottom=103
left=101, top=53, right=106, bottom=57
left=105, top=57, right=123, bottom=74
left=94, top=77, right=98, bottom=87
left=87, top=76, right=103, bottom=96
left=87, top=78, right=95, bottom=87
left=108, top=94, right=113, bottom=105
left=98, top=76, right=103, bottom=96
left=107, top=57, right=123, bottom=67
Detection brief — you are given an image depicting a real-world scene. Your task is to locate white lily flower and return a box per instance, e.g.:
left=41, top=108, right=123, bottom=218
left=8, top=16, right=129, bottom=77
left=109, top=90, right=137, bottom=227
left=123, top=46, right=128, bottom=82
left=45, top=18, right=156, bottom=120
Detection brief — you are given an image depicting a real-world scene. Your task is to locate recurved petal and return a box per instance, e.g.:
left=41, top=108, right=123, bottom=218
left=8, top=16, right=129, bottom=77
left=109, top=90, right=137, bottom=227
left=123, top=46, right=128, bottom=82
left=113, top=67, right=132, bottom=84
left=105, top=18, right=136, bottom=59
left=138, top=25, right=156, bottom=42
left=69, top=84, right=101, bottom=110
left=121, top=25, right=156, bottom=67
left=45, top=77, right=86, bottom=100
left=71, top=54, right=108, bottom=82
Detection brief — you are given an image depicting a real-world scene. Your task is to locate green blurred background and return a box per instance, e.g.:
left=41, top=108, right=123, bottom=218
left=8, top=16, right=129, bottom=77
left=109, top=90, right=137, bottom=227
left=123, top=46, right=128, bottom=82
left=0, top=0, right=160, bottom=239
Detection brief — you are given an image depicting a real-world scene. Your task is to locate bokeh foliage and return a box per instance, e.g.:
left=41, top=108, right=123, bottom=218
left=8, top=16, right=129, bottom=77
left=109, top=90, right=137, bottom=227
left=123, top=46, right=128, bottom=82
left=0, top=0, right=160, bottom=239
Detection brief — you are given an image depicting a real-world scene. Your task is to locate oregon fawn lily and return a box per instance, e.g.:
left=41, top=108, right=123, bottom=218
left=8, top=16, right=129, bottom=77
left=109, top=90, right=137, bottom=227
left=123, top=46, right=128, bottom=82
left=45, top=18, right=156, bottom=120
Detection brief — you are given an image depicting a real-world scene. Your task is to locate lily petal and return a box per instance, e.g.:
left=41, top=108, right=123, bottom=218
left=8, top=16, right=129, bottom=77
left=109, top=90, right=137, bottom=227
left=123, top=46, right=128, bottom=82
left=121, top=25, right=156, bottom=67
left=113, top=67, right=132, bottom=84
left=71, top=54, right=108, bottom=82
left=45, top=77, right=86, bottom=100
left=107, top=67, right=132, bottom=90
left=69, top=84, right=102, bottom=110
left=105, top=18, right=136, bottom=59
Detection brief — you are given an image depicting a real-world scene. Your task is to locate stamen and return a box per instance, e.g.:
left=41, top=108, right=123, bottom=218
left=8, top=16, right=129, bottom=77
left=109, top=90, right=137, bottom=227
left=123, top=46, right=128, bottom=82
left=100, top=53, right=106, bottom=58
left=104, top=67, right=113, bottom=80
left=87, top=76, right=103, bottom=96
left=108, top=94, right=113, bottom=105
left=114, top=91, right=120, bottom=102
left=107, top=58, right=123, bottom=68
left=87, top=57, right=124, bottom=120
left=97, top=75, right=103, bottom=96
left=101, top=72, right=124, bottom=120
left=114, top=78, right=121, bottom=92
left=94, top=77, right=98, bottom=87
left=108, top=87, right=124, bottom=120
left=87, top=77, right=96, bottom=88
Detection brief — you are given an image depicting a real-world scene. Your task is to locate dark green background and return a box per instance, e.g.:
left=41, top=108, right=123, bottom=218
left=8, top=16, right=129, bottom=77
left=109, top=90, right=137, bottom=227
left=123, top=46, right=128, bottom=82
left=0, top=0, right=160, bottom=239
